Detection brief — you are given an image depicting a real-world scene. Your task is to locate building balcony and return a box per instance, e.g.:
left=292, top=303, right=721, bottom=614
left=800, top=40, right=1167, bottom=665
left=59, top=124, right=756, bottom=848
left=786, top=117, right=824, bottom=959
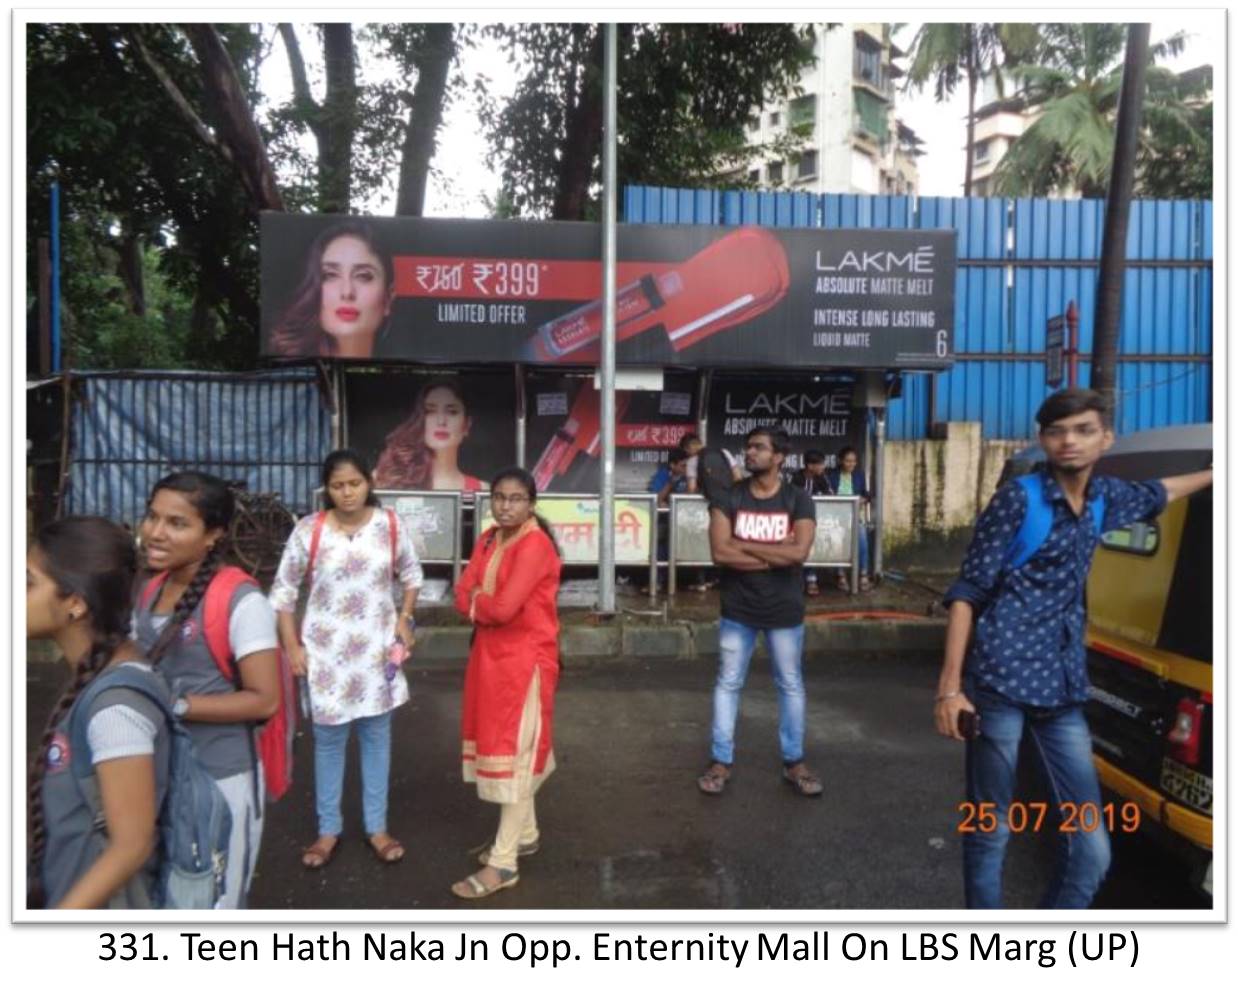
left=852, top=75, right=893, bottom=101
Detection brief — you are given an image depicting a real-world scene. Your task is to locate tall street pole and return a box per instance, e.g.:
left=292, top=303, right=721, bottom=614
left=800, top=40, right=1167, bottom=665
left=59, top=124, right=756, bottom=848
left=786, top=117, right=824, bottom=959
left=1090, top=22, right=1150, bottom=418
left=598, top=23, right=618, bottom=614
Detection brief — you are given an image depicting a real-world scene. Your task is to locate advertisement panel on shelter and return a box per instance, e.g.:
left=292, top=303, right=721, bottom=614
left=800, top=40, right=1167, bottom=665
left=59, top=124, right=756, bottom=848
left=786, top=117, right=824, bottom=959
left=344, top=369, right=517, bottom=492
left=261, top=213, right=955, bottom=369
left=476, top=495, right=653, bottom=565
left=525, top=370, right=698, bottom=493
left=706, top=374, right=866, bottom=474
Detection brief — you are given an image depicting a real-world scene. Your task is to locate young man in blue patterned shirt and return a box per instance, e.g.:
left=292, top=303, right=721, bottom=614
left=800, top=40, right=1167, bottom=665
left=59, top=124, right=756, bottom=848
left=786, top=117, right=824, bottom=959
left=934, top=388, right=1212, bottom=908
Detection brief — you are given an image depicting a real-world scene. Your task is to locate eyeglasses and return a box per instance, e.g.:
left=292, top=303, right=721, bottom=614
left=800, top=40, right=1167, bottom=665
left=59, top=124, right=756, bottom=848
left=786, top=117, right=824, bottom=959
left=491, top=494, right=531, bottom=506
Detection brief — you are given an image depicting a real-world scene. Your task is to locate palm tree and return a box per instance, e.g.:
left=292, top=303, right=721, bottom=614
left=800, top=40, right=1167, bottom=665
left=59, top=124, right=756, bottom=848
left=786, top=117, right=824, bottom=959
left=992, top=25, right=1206, bottom=198
left=903, top=23, right=1039, bottom=196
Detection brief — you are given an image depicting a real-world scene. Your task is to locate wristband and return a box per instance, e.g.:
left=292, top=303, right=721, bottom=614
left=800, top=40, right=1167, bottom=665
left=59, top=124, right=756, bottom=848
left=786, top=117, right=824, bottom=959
left=935, top=690, right=963, bottom=702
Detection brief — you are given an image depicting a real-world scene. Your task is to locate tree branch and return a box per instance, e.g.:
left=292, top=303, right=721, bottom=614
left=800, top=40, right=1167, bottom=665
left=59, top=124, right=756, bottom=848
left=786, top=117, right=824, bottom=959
left=277, top=22, right=323, bottom=141
left=127, top=27, right=234, bottom=164
left=181, top=24, right=285, bottom=212
left=396, top=23, right=454, bottom=216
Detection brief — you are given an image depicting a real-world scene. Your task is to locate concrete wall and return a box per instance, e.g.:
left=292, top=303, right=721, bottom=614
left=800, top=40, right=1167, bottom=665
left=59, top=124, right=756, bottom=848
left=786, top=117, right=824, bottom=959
left=881, top=422, right=1027, bottom=561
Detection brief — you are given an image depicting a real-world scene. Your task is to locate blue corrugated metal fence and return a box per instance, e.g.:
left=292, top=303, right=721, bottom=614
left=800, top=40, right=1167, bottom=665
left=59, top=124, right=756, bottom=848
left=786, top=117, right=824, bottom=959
left=624, top=186, right=1212, bottom=440
left=66, top=368, right=332, bottom=524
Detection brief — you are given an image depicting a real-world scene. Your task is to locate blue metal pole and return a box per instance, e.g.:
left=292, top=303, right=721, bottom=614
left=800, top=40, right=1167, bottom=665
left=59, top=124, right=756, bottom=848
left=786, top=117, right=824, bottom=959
left=50, top=181, right=61, bottom=371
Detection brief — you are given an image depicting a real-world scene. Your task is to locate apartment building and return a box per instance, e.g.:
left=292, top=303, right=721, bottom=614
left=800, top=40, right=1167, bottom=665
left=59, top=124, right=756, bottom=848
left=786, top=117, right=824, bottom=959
left=736, top=24, right=923, bottom=196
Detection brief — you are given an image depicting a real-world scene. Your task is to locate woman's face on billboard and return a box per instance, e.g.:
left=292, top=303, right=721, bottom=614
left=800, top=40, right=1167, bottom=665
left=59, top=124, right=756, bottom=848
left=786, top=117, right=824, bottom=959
left=422, top=385, right=470, bottom=452
left=318, top=235, right=393, bottom=343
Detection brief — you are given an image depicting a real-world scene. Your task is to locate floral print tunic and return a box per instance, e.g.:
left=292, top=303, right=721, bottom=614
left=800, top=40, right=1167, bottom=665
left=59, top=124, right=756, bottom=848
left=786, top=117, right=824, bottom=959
left=270, top=509, right=423, bottom=725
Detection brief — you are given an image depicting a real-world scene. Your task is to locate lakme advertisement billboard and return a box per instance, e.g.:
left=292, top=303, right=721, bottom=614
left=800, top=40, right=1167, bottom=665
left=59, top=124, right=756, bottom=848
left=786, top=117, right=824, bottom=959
left=707, top=374, right=865, bottom=473
left=261, top=213, right=955, bottom=370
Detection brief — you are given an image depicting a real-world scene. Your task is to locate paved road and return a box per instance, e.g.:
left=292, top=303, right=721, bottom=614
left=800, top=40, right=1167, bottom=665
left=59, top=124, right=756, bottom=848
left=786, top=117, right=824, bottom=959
left=25, top=653, right=1208, bottom=911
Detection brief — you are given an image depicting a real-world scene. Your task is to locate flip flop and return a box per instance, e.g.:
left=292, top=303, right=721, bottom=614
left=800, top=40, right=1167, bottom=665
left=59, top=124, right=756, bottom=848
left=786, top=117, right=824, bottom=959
left=368, top=834, right=406, bottom=864
left=783, top=763, right=824, bottom=797
left=697, top=761, right=732, bottom=795
left=301, top=836, right=341, bottom=870
left=451, top=868, right=519, bottom=899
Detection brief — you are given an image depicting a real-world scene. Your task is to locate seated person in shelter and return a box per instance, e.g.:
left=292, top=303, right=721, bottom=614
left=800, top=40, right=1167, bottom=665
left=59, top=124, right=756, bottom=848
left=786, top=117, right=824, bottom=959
left=648, top=447, right=690, bottom=508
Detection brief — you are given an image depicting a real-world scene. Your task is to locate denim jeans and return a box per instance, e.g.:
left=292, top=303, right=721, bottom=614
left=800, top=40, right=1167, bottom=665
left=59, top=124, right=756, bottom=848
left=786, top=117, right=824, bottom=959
left=313, top=711, right=393, bottom=836
left=962, top=684, right=1111, bottom=909
left=711, top=618, right=806, bottom=765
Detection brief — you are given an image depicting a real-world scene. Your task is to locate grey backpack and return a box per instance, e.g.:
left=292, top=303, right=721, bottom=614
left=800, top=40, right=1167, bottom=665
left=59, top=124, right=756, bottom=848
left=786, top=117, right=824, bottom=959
left=71, top=667, right=232, bottom=909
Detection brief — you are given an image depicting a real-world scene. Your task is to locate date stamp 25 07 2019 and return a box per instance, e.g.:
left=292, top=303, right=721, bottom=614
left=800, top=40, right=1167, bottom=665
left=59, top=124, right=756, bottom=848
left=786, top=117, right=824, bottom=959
left=956, top=801, right=1142, bottom=835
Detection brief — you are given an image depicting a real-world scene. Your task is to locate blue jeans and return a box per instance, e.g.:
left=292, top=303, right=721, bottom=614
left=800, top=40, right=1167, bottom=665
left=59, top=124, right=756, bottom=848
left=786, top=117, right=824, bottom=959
left=963, top=685, right=1111, bottom=909
left=313, top=712, right=393, bottom=837
left=711, top=618, right=806, bottom=765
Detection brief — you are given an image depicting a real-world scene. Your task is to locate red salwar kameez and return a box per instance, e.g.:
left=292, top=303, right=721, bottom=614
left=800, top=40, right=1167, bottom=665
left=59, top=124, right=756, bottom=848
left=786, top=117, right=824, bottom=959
left=455, top=521, right=561, bottom=804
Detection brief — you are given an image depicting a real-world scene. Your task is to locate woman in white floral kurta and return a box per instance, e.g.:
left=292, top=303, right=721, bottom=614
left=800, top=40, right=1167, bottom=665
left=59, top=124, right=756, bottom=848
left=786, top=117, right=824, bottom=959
left=271, top=450, right=422, bottom=868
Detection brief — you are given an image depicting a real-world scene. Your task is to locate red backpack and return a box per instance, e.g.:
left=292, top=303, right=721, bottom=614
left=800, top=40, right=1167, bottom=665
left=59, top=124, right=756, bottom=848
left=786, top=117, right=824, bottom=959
left=139, top=565, right=296, bottom=802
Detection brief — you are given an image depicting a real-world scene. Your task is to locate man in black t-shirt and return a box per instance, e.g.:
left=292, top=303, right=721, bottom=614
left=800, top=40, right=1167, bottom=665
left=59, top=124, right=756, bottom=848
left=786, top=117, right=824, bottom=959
left=697, top=426, right=823, bottom=798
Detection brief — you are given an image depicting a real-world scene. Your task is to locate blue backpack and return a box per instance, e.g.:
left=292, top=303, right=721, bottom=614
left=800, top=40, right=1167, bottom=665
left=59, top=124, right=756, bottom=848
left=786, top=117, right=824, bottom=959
left=70, top=666, right=232, bottom=909
left=1004, top=472, right=1107, bottom=570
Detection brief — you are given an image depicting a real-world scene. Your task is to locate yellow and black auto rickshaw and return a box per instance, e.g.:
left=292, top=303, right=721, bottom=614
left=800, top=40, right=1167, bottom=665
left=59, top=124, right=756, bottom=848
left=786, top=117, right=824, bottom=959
left=1084, top=424, right=1213, bottom=895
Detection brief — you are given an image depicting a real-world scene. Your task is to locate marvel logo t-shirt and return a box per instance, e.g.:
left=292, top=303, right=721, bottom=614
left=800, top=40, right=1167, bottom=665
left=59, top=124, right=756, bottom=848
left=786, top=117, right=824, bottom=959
left=711, top=480, right=816, bottom=628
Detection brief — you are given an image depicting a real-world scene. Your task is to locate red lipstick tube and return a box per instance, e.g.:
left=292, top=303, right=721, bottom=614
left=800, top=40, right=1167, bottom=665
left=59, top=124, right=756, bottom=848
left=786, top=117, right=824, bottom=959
left=520, top=227, right=789, bottom=362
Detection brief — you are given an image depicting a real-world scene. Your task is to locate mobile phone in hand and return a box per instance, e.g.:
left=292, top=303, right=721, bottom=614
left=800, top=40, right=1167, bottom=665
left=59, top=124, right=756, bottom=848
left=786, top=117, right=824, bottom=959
left=957, top=709, right=981, bottom=740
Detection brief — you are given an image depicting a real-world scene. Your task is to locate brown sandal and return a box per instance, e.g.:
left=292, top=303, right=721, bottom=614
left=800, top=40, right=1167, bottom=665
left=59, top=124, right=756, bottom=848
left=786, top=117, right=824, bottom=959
left=301, top=835, right=340, bottom=870
left=368, top=833, right=406, bottom=864
left=783, top=762, right=823, bottom=797
left=697, top=761, right=732, bottom=795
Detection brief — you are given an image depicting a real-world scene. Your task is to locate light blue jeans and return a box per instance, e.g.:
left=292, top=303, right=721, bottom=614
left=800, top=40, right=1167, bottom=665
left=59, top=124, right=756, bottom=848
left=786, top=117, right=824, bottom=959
left=312, top=712, right=393, bottom=837
left=963, top=684, right=1111, bottom=909
left=710, top=618, right=807, bottom=765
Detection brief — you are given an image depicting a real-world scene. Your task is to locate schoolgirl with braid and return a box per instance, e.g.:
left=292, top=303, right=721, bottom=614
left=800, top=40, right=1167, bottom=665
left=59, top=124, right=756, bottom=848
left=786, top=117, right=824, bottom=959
left=132, top=471, right=280, bottom=908
left=27, top=517, right=169, bottom=909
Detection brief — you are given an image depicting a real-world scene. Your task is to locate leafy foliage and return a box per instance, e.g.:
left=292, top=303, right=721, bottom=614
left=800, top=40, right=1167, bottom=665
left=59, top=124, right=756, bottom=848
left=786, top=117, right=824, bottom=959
left=27, top=23, right=267, bottom=370
left=991, top=25, right=1210, bottom=199
left=479, top=23, right=817, bottom=219
left=903, top=23, right=1039, bottom=194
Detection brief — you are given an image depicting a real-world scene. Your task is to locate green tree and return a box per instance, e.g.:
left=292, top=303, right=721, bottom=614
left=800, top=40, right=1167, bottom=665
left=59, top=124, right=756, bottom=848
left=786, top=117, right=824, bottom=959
left=991, top=25, right=1208, bottom=199
left=27, top=23, right=268, bottom=370
left=903, top=22, right=1039, bottom=196
left=479, top=23, right=817, bottom=219
left=27, top=22, right=465, bottom=370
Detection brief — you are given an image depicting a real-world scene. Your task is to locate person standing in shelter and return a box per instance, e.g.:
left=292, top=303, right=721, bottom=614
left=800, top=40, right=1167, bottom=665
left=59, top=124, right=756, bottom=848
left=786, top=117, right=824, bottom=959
left=825, top=445, right=872, bottom=591
left=28, top=517, right=170, bottom=909
left=680, top=433, right=704, bottom=494
left=451, top=468, right=562, bottom=899
left=133, top=472, right=280, bottom=909
left=698, top=427, right=822, bottom=798
left=270, top=450, right=423, bottom=870
left=791, top=449, right=830, bottom=596
left=934, top=388, right=1212, bottom=908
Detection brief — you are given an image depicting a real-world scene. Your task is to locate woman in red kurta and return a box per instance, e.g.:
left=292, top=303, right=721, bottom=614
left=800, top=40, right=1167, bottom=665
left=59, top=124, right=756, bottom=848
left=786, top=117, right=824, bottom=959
left=451, top=467, right=562, bottom=899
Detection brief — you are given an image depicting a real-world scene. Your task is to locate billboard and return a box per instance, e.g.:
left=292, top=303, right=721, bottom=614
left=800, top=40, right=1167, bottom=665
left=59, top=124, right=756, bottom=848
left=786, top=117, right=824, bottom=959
left=706, top=373, right=866, bottom=473
left=525, top=370, right=698, bottom=493
left=344, top=369, right=517, bottom=492
left=261, top=213, right=955, bottom=370
left=476, top=494, right=655, bottom=565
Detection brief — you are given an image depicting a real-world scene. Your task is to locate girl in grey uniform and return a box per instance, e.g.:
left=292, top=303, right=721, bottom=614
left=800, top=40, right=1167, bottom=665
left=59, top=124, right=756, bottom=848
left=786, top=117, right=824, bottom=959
left=27, top=517, right=169, bottom=909
left=133, top=472, right=280, bottom=908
